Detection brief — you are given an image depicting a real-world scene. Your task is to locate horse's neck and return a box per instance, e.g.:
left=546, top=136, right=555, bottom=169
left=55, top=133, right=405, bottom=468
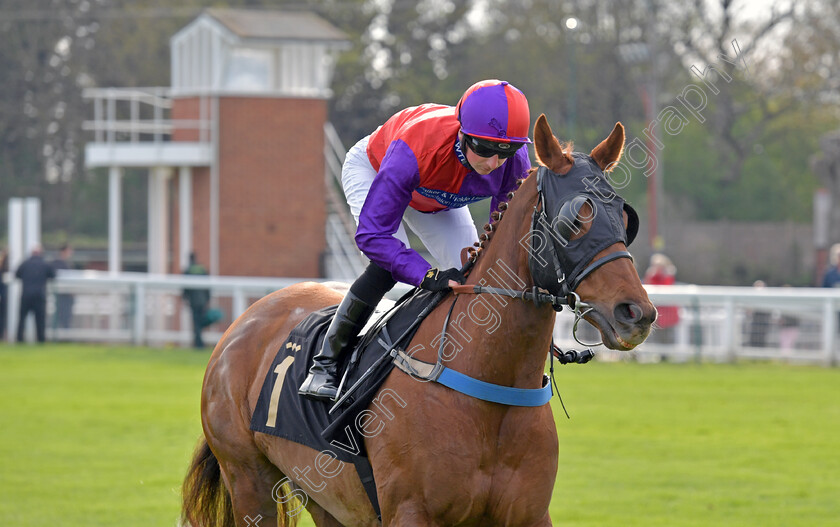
left=452, top=177, right=555, bottom=385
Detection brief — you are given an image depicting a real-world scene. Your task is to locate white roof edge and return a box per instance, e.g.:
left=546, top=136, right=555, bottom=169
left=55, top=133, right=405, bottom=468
left=85, top=143, right=213, bottom=168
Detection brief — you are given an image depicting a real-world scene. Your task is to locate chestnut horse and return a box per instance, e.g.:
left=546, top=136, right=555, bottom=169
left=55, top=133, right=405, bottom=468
left=182, top=115, right=655, bottom=527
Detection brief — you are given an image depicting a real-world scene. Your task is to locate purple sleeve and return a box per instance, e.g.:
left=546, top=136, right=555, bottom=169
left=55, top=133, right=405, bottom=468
left=490, top=147, right=531, bottom=215
left=355, top=139, right=432, bottom=286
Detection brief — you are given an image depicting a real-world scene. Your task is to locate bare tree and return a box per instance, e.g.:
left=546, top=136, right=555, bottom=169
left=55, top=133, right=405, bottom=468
left=666, top=0, right=796, bottom=184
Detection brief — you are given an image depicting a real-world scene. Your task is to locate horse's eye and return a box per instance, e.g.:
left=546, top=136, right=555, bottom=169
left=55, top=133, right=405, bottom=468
left=554, top=195, right=593, bottom=241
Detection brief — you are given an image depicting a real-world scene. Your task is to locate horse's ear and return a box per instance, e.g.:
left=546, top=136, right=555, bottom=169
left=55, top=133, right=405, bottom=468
left=534, top=114, right=573, bottom=174
left=590, top=122, right=625, bottom=172
left=533, top=114, right=555, bottom=166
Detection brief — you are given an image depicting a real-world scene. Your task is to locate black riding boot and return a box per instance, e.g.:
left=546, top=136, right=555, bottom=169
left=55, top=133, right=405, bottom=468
left=298, top=291, right=377, bottom=401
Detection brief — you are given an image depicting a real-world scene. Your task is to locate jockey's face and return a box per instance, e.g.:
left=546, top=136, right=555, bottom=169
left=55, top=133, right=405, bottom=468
left=466, top=148, right=506, bottom=175
left=460, top=133, right=519, bottom=175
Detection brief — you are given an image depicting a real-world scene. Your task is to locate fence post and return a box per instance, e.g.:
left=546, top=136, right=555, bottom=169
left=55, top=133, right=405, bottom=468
left=106, top=91, right=115, bottom=143
left=691, top=296, right=703, bottom=362
left=133, top=282, right=145, bottom=346
left=130, top=93, right=138, bottom=142
left=723, top=297, right=737, bottom=362
left=823, top=298, right=836, bottom=366
left=233, top=286, right=247, bottom=321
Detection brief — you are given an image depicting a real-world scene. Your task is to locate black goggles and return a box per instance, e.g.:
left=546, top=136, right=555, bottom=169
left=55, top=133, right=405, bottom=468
left=464, top=135, right=524, bottom=159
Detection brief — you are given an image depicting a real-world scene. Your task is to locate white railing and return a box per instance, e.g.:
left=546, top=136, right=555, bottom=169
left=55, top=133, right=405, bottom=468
left=82, top=87, right=212, bottom=143
left=8, top=272, right=839, bottom=365
left=12, top=270, right=313, bottom=347
left=555, top=285, right=840, bottom=366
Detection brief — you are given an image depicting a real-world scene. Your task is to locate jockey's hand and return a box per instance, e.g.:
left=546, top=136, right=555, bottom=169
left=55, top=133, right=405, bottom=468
left=420, top=267, right=466, bottom=291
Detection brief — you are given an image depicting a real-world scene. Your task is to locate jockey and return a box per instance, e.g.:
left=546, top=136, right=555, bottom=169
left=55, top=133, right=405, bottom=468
left=299, top=79, right=533, bottom=401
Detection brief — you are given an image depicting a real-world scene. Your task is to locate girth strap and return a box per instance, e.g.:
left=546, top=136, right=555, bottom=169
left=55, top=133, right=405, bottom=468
left=392, top=349, right=553, bottom=407
left=353, top=457, right=381, bottom=520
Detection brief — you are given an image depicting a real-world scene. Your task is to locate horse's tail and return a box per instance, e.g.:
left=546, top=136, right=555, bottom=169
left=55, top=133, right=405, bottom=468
left=181, top=437, right=235, bottom=527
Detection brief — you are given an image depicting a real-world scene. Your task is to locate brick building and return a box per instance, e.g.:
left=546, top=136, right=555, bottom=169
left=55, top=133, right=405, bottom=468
left=84, top=8, right=353, bottom=278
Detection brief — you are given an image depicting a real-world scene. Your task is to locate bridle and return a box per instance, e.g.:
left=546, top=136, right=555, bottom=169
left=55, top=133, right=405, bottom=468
left=453, top=161, right=638, bottom=347
left=449, top=283, right=602, bottom=347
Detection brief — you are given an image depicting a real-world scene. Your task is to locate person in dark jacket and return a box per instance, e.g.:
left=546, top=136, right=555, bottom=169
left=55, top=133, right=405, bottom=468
left=16, top=244, right=56, bottom=343
left=182, top=252, right=210, bottom=348
left=0, top=248, right=8, bottom=340
left=822, top=243, right=840, bottom=288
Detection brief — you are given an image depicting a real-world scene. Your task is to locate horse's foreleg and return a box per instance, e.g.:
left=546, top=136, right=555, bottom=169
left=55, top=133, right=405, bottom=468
left=382, top=502, right=441, bottom=527
left=307, top=501, right=347, bottom=527
left=524, top=512, right=553, bottom=527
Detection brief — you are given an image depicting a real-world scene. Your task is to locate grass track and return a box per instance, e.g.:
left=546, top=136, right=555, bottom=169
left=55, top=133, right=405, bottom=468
left=0, top=344, right=838, bottom=526
left=550, top=361, right=840, bottom=526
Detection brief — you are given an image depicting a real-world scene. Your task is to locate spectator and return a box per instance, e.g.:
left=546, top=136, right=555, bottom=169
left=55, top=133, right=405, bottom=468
left=822, top=243, right=840, bottom=288
left=52, top=243, right=75, bottom=330
left=778, top=312, right=800, bottom=354
left=0, top=248, right=8, bottom=340
left=746, top=280, right=772, bottom=348
left=821, top=243, right=840, bottom=334
left=15, top=244, right=56, bottom=343
left=183, top=252, right=211, bottom=348
left=643, top=253, right=680, bottom=342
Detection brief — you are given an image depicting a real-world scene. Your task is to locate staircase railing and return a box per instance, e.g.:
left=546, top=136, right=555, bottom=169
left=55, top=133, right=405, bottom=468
left=323, top=122, right=367, bottom=281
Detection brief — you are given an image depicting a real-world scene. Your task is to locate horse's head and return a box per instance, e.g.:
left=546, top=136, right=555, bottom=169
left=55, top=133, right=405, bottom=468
left=529, top=114, right=655, bottom=350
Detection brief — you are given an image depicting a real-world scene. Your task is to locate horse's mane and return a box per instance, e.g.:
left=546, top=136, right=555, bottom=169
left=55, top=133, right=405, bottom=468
left=466, top=178, right=522, bottom=265
left=466, top=141, right=575, bottom=267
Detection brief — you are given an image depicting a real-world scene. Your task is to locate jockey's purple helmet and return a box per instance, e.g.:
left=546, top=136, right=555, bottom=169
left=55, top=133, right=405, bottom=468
left=456, top=80, right=532, bottom=144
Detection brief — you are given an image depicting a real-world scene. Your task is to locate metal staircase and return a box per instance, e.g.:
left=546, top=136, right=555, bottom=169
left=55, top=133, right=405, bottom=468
left=323, top=122, right=368, bottom=281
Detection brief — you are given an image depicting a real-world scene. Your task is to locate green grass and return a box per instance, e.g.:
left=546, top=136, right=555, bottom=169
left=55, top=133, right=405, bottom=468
left=1, top=345, right=838, bottom=526
left=0, top=344, right=208, bottom=526
left=550, top=361, right=840, bottom=526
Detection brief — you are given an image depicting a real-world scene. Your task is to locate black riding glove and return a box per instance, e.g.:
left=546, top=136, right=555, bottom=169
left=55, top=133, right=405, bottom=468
left=420, top=267, right=466, bottom=291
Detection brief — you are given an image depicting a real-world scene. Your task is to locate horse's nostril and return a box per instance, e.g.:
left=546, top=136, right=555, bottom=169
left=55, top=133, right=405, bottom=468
left=615, top=302, right=644, bottom=324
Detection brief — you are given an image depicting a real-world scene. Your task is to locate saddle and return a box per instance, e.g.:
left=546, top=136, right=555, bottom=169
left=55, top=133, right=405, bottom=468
left=249, top=287, right=445, bottom=517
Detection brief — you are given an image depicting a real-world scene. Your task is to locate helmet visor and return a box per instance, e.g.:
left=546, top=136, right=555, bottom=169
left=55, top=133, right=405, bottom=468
left=465, top=135, right=524, bottom=159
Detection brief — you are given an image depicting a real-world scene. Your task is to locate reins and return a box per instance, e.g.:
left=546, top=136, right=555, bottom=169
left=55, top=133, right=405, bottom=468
left=450, top=283, right=565, bottom=309
left=400, top=288, right=591, bottom=416
left=451, top=246, right=634, bottom=348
